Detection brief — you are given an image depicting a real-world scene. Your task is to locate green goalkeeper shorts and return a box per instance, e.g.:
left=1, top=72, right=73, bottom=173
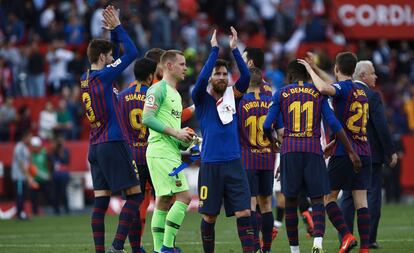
left=146, top=157, right=189, bottom=196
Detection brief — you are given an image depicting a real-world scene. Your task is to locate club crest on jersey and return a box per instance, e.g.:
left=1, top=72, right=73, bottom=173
left=108, top=58, right=122, bottom=68
left=332, top=83, right=341, bottom=90
left=146, top=94, right=155, bottom=107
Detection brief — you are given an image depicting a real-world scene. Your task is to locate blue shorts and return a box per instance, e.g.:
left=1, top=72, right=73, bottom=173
left=136, top=164, right=152, bottom=193
left=246, top=170, right=274, bottom=197
left=88, top=141, right=140, bottom=193
left=280, top=152, right=330, bottom=198
left=328, top=155, right=372, bottom=191
left=198, top=159, right=250, bottom=217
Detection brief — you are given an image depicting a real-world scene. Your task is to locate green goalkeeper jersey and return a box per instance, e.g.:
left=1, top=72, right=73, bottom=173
left=143, top=80, right=183, bottom=161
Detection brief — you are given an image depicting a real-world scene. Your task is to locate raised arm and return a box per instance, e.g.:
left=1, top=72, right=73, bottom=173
left=229, top=27, right=250, bottom=96
left=191, top=30, right=219, bottom=105
left=298, top=59, right=336, bottom=96
left=101, top=6, right=138, bottom=81
left=306, top=52, right=335, bottom=84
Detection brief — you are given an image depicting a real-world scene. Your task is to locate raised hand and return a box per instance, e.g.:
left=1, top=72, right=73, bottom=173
left=297, top=58, right=313, bottom=73
left=229, top=26, right=238, bottom=49
left=210, top=29, right=218, bottom=48
left=102, top=5, right=121, bottom=30
left=305, top=52, right=318, bottom=70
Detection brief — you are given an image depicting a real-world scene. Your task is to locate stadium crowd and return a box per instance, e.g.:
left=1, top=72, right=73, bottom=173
left=0, top=0, right=413, bottom=143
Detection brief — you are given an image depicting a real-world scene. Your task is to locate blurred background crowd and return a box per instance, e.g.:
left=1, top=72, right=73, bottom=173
left=0, top=0, right=413, bottom=212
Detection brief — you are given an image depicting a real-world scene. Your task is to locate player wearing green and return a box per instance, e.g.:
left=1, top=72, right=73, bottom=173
left=142, top=50, right=195, bottom=253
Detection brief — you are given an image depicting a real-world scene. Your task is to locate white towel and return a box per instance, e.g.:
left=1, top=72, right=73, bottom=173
left=207, top=85, right=236, bottom=124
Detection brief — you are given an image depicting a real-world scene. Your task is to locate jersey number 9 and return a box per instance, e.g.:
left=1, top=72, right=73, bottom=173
left=129, top=108, right=147, bottom=139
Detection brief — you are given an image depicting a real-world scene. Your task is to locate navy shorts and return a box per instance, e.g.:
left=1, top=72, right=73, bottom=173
left=88, top=141, right=140, bottom=193
left=246, top=170, right=274, bottom=197
left=136, top=164, right=152, bottom=193
left=198, top=159, right=251, bottom=217
left=280, top=152, right=330, bottom=198
left=328, top=155, right=372, bottom=191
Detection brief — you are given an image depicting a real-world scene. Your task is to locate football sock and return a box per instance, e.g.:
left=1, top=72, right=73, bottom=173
left=91, top=196, right=110, bottom=253
left=250, top=211, right=260, bottom=251
left=261, top=211, right=274, bottom=251
left=128, top=209, right=142, bottom=253
left=237, top=216, right=254, bottom=253
left=357, top=207, right=370, bottom=249
left=163, top=201, right=188, bottom=248
left=326, top=201, right=351, bottom=238
left=276, top=207, right=285, bottom=224
left=112, top=194, right=141, bottom=250
left=285, top=206, right=299, bottom=246
left=312, top=203, right=325, bottom=238
left=151, top=209, right=168, bottom=252
left=201, top=219, right=215, bottom=253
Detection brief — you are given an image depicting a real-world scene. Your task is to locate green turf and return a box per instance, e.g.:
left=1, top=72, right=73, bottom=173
left=0, top=204, right=413, bottom=252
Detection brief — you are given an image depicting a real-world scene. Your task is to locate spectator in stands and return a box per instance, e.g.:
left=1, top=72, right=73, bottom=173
left=56, top=99, right=73, bottom=139
left=67, top=51, right=86, bottom=86
left=64, top=15, right=85, bottom=46
left=38, top=101, right=57, bottom=140
left=27, top=40, right=46, bottom=97
left=4, top=12, right=25, bottom=44
left=46, top=39, right=75, bottom=93
left=14, top=105, right=32, bottom=141
left=0, top=56, right=13, bottom=96
left=29, top=136, right=59, bottom=215
left=11, top=130, right=32, bottom=220
left=0, top=96, right=16, bottom=141
left=66, top=86, right=83, bottom=139
left=373, top=39, right=391, bottom=82
left=49, top=132, right=70, bottom=214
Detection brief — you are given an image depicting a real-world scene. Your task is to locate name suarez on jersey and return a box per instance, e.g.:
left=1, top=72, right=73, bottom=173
left=123, top=93, right=146, bottom=102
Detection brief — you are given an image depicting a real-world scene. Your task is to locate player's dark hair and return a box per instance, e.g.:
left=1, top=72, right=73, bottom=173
left=160, top=50, right=184, bottom=65
left=87, top=39, right=114, bottom=64
left=249, top=67, right=262, bottom=88
left=144, top=48, right=166, bottom=63
left=287, top=60, right=311, bottom=83
left=335, top=52, right=357, bottom=76
left=214, top=59, right=229, bottom=72
left=134, top=58, right=157, bottom=82
left=244, top=47, right=264, bottom=69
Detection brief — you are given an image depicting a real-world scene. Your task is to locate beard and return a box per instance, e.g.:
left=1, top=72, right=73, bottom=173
left=212, top=80, right=228, bottom=94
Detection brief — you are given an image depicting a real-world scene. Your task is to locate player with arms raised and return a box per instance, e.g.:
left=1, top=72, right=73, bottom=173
left=80, top=6, right=142, bottom=253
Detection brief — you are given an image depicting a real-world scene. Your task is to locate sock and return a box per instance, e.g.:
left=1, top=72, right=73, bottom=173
left=285, top=206, right=299, bottom=246
left=151, top=209, right=168, bottom=252
left=250, top=211, right=260, bottom=251
left=326, top=201, right=350, bottom=238
left=128, top=210, right=142, bottom=253
left=139, top=190, right=151, bottom=238
left=276, top=206, right=285, bottom=223
left=312, top=203, right=325, bottom=238
left=112, top=194, right=141, bottom=250
left=237, top=216, right=254, bottom=253
left=91, top=196, right=110, bottom=253
left=256, top=209, right=262, bottom=234
left=261, top=211, right=274, bottom=252
left=201, top=219, right=215, bottom=253
left=290, top=245, right=300, bottom=253
left=163, top=201, right=188, bottom=248
left=357, top=207, right=370, bottom=249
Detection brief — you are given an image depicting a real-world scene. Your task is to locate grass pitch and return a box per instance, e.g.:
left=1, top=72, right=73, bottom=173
left=0, top=204, right=413, bottom=252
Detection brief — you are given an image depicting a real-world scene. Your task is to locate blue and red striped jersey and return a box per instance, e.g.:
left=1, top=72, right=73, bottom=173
left=260, top=80, right=273, bottom=97
left=331, top=80, right=371, bottom=156
left=238, top=91, right=276, bottom=170
left=118, top=82, right=149, bottom=165
left=80, top=25, right=138, bottom=145
left=264, top=81, right=343, bottom=155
